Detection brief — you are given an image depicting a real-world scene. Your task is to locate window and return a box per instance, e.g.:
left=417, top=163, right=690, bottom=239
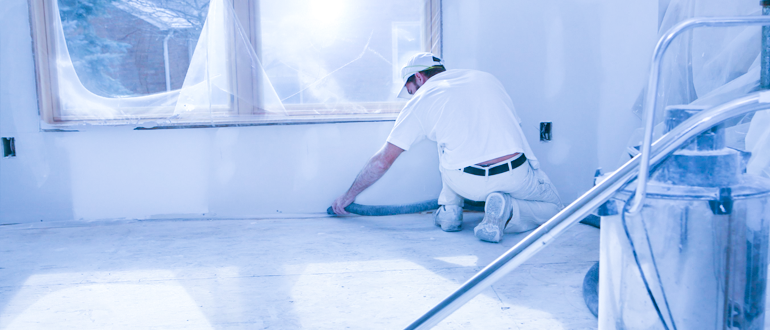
left=28, top=0, right=442, bottom=127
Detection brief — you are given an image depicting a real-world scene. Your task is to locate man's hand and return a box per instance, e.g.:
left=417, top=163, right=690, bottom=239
left=332, top=193, right=355, bottom=215
left=330, top=142, right=405, bottom=216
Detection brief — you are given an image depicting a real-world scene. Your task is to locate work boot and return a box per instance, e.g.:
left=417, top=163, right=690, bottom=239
left=434, top=205, right=463, bottom=232
left=474, top=192, right=513, bottom=243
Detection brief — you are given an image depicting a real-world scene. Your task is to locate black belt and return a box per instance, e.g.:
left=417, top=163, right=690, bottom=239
left=462, top=154, right=527, bottom=176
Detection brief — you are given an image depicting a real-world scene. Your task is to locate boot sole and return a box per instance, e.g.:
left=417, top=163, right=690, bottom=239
left=439, top=222, right=462, bottom=232
left=475, top=193, right=507, bottom=242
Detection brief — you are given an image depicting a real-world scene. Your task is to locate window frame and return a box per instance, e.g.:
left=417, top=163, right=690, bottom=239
left=27, top=0, right=442, bottom=128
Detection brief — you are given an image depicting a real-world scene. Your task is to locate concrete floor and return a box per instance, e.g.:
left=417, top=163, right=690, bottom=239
left=0, top=212, right=599, bottom=329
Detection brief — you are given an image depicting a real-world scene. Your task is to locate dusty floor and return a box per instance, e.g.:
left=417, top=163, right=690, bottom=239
left=0, top=213, right=599, bottom=329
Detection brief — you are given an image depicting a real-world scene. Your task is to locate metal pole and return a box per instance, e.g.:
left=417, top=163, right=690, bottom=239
left=163, top=31, right=174, bottom=92
left=404, top=93, right=770, bottom=330
left=762, top=1, right=770, bottom=90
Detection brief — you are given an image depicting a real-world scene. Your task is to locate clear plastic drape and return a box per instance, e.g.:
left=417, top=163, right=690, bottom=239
left=663, top=0, right=761, bottom=109
left=52, top=0, right=285, bottom=125
left=49, top=0, right=431, bottom=126
left=630, top=0, right=760, bottom=121
left=628, top=0, right=770, bottom=179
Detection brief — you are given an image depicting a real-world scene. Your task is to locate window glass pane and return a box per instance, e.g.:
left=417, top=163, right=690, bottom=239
left=259, top=0, right=423, bottom=106
left=58, top=0, right=210, bottom=97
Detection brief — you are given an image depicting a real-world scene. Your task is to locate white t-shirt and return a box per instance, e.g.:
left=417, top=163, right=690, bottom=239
left=387, top=69, right=539, bottom=170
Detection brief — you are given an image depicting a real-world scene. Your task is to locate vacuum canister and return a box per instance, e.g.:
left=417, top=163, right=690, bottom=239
left=598, top=107, right=770, bottom=330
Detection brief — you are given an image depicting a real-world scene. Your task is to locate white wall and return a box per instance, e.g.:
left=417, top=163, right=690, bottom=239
left=443, top=0, right=657, bottom=202
left=0, top=0, right=442, bottom=222
left=0, top=0, right=657, bottom=222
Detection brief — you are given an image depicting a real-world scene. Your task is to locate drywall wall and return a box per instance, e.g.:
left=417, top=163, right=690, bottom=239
left=443, top=0, right=656, bottom=202
left=1, top=0, right=657, bottom=222
left=0, top=0, right=443, bottom=222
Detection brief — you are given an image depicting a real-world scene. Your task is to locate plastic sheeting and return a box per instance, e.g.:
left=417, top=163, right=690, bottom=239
left=52, top=0, right=284, bottom=124
left=48, top=0, right=431, bottom=126
left=629, top=0, right=770, bottom=179
left=632, top=0, right=760, bottom=120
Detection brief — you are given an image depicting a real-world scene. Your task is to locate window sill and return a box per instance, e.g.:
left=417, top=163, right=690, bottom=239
left=40, top=112, right=400, bottom=132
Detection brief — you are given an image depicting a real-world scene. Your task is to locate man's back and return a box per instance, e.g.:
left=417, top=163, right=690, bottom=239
left=388, top=69, right=528, bottom=170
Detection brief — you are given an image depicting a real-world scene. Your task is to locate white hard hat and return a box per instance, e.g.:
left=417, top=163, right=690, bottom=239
left=397, top=52, right=444, bottom=99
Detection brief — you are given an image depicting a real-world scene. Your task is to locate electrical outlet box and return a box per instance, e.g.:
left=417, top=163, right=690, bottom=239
left=540, top=122, right=552, bottom=142
left=3, top=137, right=15, bottom=157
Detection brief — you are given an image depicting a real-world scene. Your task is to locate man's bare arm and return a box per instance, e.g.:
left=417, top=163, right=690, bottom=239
left=332, top=142, right=405, bottom=215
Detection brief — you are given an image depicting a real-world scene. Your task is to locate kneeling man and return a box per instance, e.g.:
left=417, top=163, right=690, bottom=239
left=332, top=53, right=562, bottom=243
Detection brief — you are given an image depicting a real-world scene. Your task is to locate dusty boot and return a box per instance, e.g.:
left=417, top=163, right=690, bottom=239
left=433, top=205, right=463, bottom=232
left=474, top=192, right=512, bottom=243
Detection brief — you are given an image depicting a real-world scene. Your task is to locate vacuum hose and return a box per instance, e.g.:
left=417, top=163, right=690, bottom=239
left=326, top=199, right=484, bottom=216
left=327, top=200, right=601, bottom=229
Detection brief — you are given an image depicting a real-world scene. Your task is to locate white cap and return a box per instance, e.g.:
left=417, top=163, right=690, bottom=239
left=397, top=52, right=444, bottom=99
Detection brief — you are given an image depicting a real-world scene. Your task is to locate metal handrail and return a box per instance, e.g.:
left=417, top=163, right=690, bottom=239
left=629, top=16, right=770, bottom=214
left=404, top=16, right=770, bottom=330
